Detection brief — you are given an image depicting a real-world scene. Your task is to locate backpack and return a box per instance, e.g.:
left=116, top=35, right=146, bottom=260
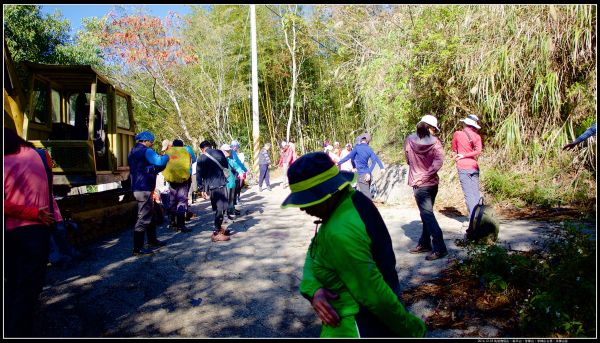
left=466, top=197, right=499, bottom=244
left=163, top=147, right=192, bottom=183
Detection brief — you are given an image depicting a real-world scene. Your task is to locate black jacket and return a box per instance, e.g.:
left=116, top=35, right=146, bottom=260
left=196, top=148, right=228, bottom=191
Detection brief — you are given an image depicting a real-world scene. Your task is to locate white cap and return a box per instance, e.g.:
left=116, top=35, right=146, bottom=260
left=467, top=114, right=480, bottom=122
left=161, top=139, right=171, bottom=151
left=220, top=143, right=232, bottom=151
left=419, top=114, right=440, bottom=132
left=460, top=117, right=481, bottom=129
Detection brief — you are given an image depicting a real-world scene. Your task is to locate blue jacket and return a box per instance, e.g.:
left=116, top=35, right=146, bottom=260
left=231, top=150, right=247, bottom=174
left=337, top=143, right=384, bottom=175
left=574, top=122, right=597, bottom=144
left=226, top=156, right=246, bottom=189
left=258, top=147, right=271, bottom=165
left=128, top=143, right=169, bottom=192
left=184, top=145, right=197, bottom=175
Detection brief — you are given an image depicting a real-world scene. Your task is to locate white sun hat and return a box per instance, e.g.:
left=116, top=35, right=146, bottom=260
left=460, top=116, right=481, bottom=129
left=419, top=114, right=440, bottom=132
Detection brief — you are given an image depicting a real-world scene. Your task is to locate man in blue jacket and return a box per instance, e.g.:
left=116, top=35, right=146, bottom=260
left=337, top=134, right=385, bottom=199
left=128, top=131, right=169, bottom=256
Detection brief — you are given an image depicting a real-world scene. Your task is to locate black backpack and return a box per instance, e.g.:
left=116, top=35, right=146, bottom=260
left=466, top=197, right=500, bottom=244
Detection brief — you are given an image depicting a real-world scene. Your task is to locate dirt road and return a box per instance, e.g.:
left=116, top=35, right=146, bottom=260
left=32, top=177, right=579, bottom=337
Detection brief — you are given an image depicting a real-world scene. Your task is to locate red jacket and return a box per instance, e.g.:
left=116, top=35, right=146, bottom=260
left=278, top=144, right=297, bottom=167
left=4, top=147, right=62, bottom=230
left=451, top=126, right=482, bottom=171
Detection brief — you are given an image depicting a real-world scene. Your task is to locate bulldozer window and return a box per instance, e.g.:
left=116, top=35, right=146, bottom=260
left=116, top=94, right=130, bottom=129
left=31, top=79, right=49, bottom=124
left=52, top=89, right=61, bottom=123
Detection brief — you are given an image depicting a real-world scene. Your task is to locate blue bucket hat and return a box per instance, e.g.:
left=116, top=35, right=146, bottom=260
left=135, top=131, right=155, bottom=142
left=281, top=152, right=356, bottom=209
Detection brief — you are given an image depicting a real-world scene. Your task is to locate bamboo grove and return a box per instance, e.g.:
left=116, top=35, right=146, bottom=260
left=3, top=4, right=597, bottom=209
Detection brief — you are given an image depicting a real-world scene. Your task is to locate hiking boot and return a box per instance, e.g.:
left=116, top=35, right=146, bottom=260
left=425, top=251, right=448, bottom=261
left=218, top=227, right=232, bottom=236
left=211, top=232, right=231, bottom=242
left=232, top=209, right=241, bottom=215
left=409, top=245, right=432, bottom=254
left=133, top=247, right=155, bottom=256
left=227, top=214, right=236, bottom=220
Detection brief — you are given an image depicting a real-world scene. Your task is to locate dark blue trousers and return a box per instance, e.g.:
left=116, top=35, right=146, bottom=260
left=258, top=164, right=270, bottom=188
left=413, top=185, right=447, bottom=254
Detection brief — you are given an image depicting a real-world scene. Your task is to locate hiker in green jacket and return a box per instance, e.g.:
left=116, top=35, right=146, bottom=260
left=282, top=152, right=426, bottom=338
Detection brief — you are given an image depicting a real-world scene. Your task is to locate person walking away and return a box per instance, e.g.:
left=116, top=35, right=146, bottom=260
left=337, top=133, right=385, bottom=199
left=258, top=142, right=272, bottom=191
left=4, top=127, right=63, bottom=336
left=230, top=139, right=248, bottom=206
left=339, top=143, right=354, bottom=172
left=281, top=152, right=425, bottom=338
left=325, top=144, right=340, bottom=164
left=332, top=141, right=342, bottom=158
left=563, top=122, right=596, bottom=150
left=451, top=115, right=483, bottom=218
left=405, top=115, right=448, bottom=261
left=128, top=131, right=169, bottom=255
left=163, top=139, right=195, bottom=233
left=221, top=143, right=246, bottom=220
left=196, top=140, right=231, bottom=242
left=278, top=141, right=294, bottom=188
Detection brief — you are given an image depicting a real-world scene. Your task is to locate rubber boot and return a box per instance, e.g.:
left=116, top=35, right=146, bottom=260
left=133, top=231, right=153, bottom=256
left=146, top=225, right=166, bottom=248
left=177, top=212, right=191, bottom=233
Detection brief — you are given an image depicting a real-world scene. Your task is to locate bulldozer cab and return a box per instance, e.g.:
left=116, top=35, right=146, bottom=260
left=4, top=42, right=137, bottom=193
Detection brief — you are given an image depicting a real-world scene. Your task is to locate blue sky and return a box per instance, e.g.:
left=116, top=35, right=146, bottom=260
left=40, top=4, right=197, bottom=37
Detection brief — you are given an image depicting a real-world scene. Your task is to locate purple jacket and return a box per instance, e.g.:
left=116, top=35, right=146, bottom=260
left=404, top=133, right=444, bottom=187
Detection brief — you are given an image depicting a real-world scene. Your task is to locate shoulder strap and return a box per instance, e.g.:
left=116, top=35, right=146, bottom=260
left=35, top=149, right=55, bottom=216
left=203, top=151, right=229, bottom=173
left=203, top=151, right=222, bottom=167
left=463, top=130, right=475, bottom=150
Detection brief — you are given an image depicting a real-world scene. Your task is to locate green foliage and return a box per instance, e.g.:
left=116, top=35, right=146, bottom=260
left=460, top=222, right=595, bottom=337
left=481, top=157, right=596, bottom=209
left=3, top=4, right=595, bottom=203
left=3, top=5, right=71, bottom=64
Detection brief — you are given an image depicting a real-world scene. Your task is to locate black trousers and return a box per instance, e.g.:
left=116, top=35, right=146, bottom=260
left=4, top=224, right=51, bottom=337
left=210, top=186, right=228, bottom=230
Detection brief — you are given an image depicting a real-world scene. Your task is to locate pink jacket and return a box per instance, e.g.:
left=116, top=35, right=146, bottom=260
left=404, top=133, right=444, bottom=187
left=4, top=147, right=63, bottom=231
left=451, top=126, right=482, bottom=171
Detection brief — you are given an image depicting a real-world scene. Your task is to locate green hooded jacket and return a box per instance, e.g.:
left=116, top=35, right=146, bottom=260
left=300, top=187, right=426, bottom=337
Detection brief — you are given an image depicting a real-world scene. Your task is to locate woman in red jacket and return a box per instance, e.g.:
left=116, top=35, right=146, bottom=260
left=4, top=127, right=62, bottom=337
left=451, top=115, right=483, bottom=218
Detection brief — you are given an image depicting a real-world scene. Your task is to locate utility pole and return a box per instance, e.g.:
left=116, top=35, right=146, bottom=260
left=250, top=4, right=260, bottom=175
